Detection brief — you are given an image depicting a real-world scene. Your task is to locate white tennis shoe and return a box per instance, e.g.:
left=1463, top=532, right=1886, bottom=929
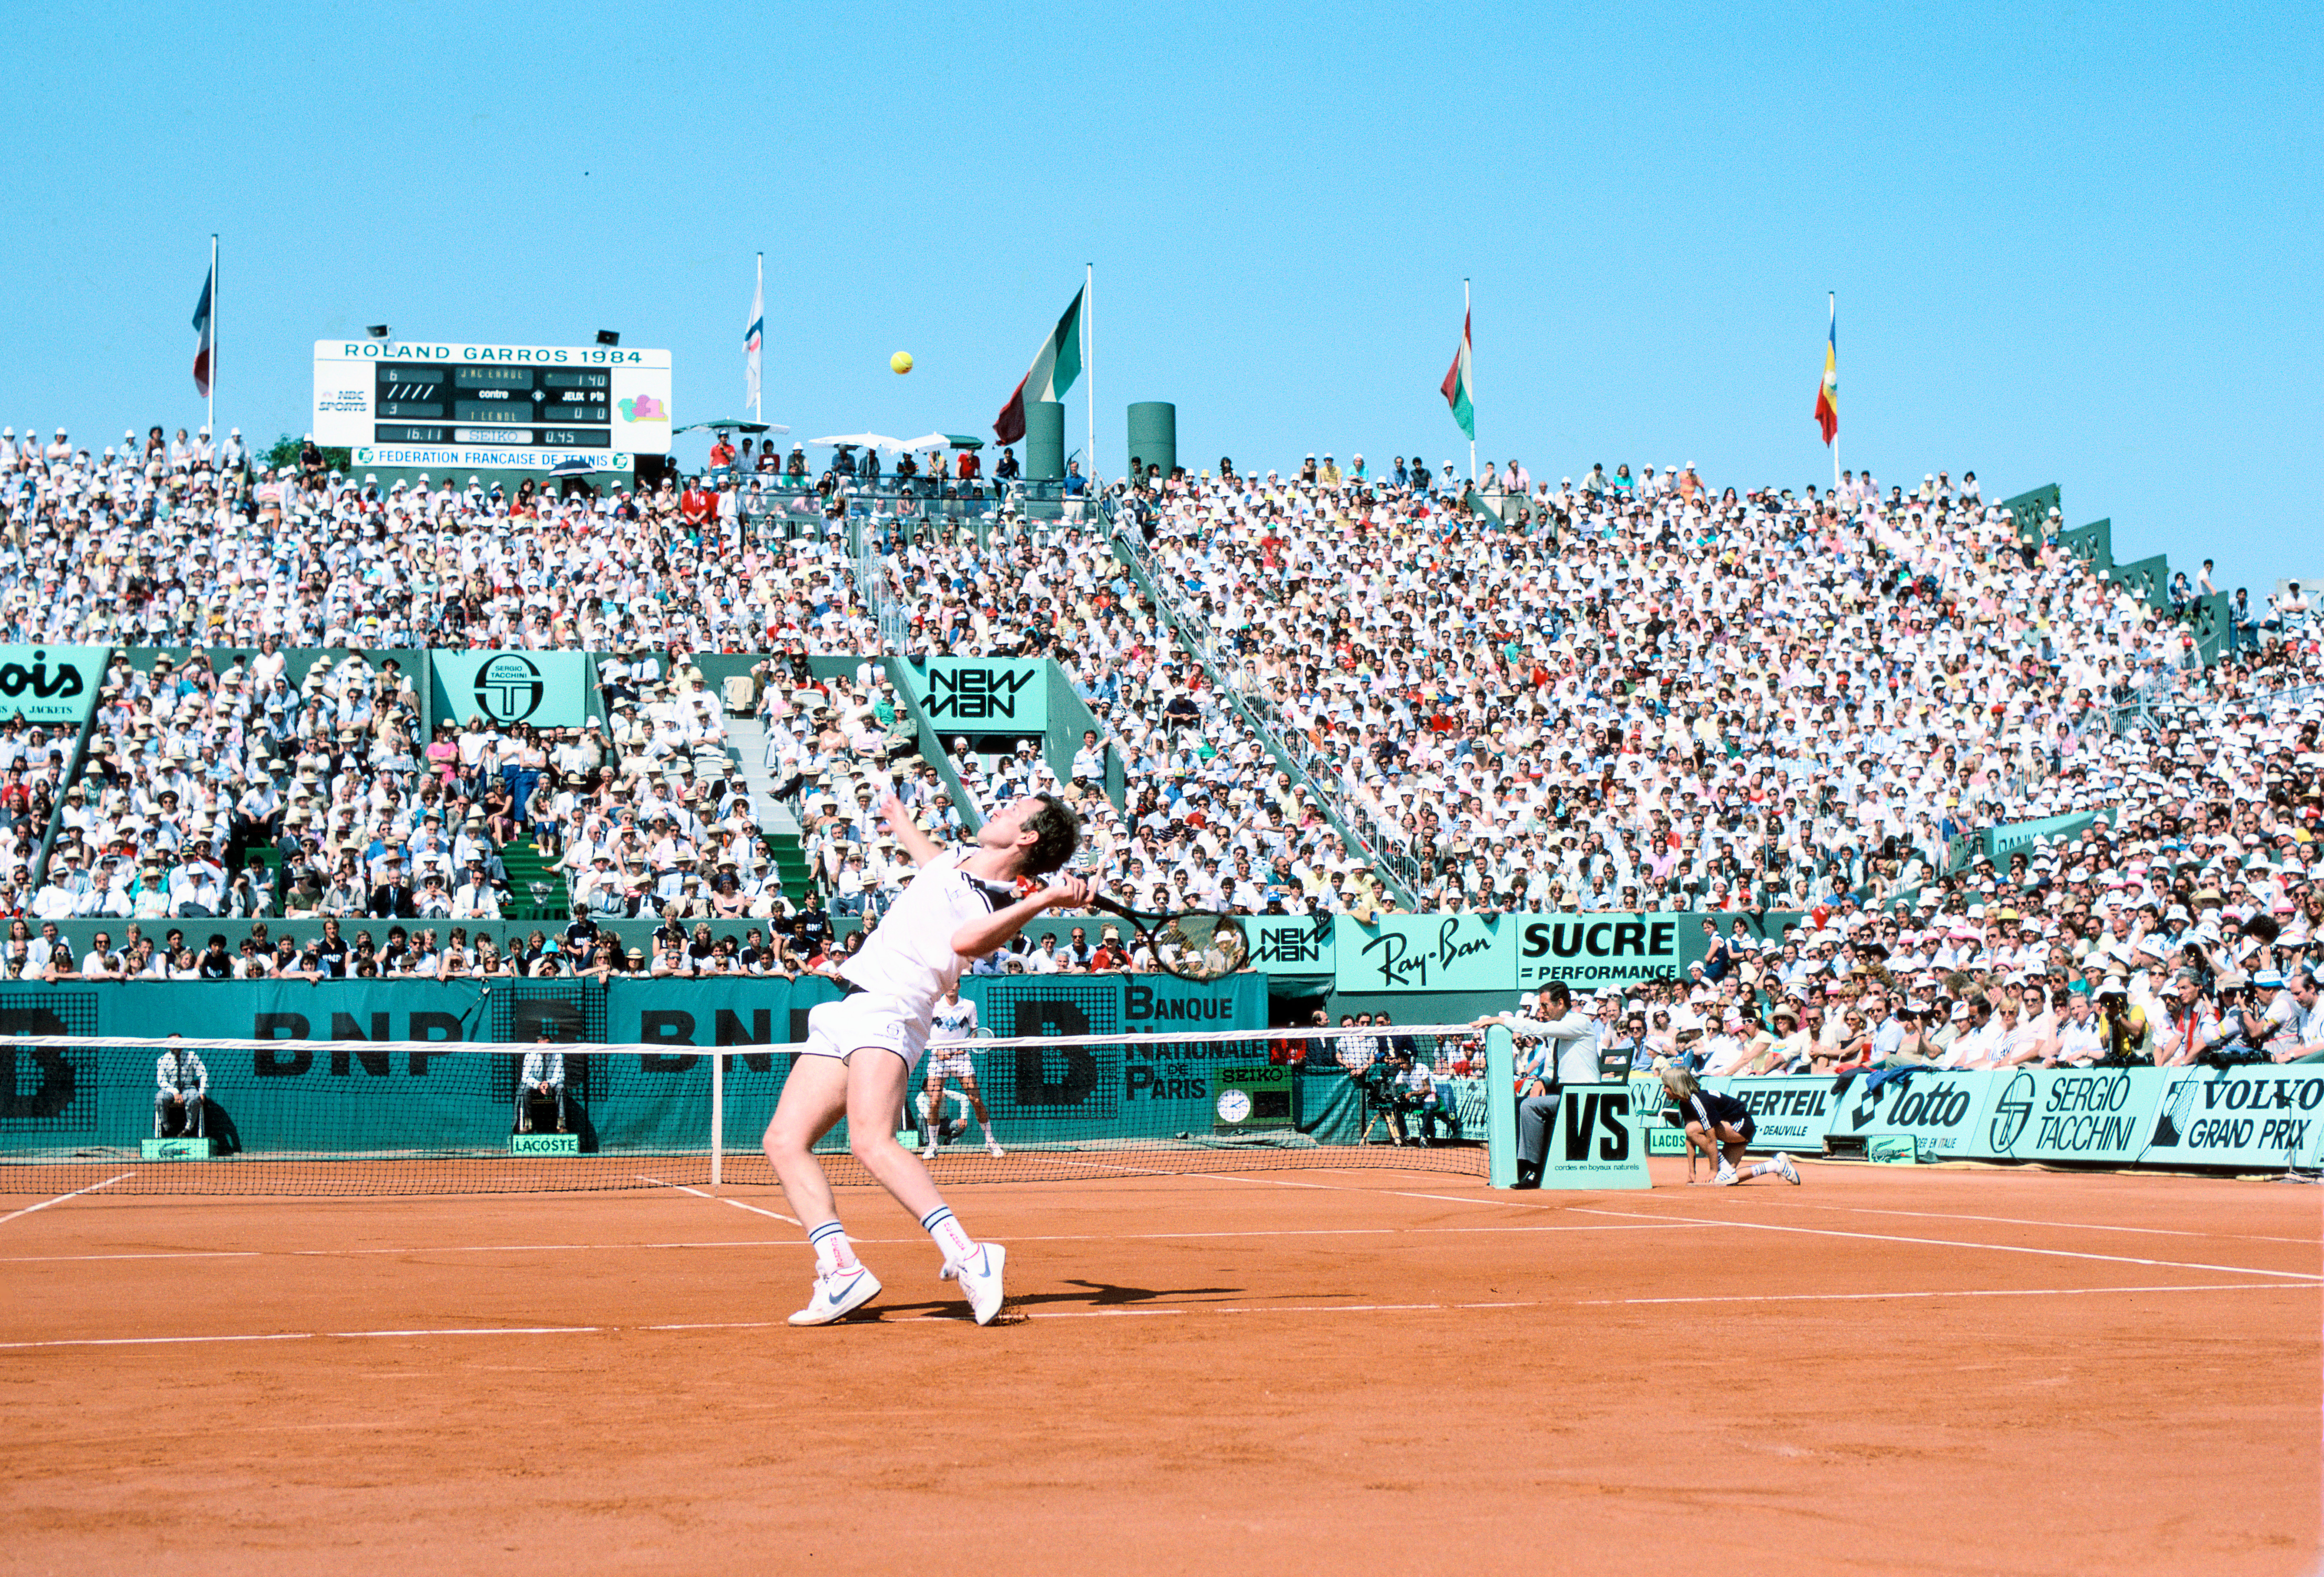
left=788, top=1265, right=881, bottom=1326
left=952, top=1242, right=1008, bottom=1325
left=985, top=1137, right=1005, bottom=1158
left=1777, top=1153, right=1801, bottom=1185
left=1714, top=1164, right=1739, bottom=1187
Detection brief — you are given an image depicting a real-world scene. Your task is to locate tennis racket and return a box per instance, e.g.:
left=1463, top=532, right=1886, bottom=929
left=1086, top=896, right=1251, bottom=982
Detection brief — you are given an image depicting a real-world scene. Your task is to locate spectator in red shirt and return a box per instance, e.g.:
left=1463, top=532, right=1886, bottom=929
left=679, top=480, right=713, bottom=533
left=957, top=449, right=980, bottom=481
left=708, top=436, right=736, bottom=472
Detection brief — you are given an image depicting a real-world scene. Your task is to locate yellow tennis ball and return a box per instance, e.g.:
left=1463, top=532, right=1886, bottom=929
left=890, top=351, right=914, bottom=375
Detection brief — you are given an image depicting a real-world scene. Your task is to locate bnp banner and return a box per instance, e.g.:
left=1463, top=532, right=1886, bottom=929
left=1337, top=913, right=1514, bottom=993
left=1535, top=1081, right=1651, bottom=1189
left=0, top=644, right=107, bottom=727
left=1515, top=913, right=1688, bottom=991
left=919, top=658, right=1047, bottom=733
left=1822, top=1067, right=1999, bottom=1161
left=430, top=650, right=593, bottom=729
left=2138, top=1065, right=2324, bottom=1170
left=1975, top=1066, right=2162, bottom=1164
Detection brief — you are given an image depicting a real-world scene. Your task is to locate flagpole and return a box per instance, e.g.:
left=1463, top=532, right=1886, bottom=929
left=1085, top=262, right=1095, bottom=487
left=751, top=252, right=763, bottom=422
left=1829, top=291, right=1839, bottom=497
left=1465, top=277, right=1474, bottom=484
left=207, top=234, right=218, bottom=443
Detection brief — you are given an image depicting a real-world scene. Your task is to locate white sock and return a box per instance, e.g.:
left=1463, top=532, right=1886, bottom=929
left=920, top=1205, right=976, bottom=1263
left=807, top=1220, right=857, bottom=1274
left=982, top=1122, right=996, bottom=1141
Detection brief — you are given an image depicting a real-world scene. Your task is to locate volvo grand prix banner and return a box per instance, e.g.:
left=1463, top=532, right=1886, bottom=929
left=2137, top=1065, right=2324, bottom=1170
left=429, top=651, right=592, bottom=729
left=0, top=645, right=107, bottom=727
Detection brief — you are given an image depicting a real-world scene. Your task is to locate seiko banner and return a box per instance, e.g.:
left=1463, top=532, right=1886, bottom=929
left=429, top=650, right=592, bottom=729
left=0, top=645, right=107, bottom=728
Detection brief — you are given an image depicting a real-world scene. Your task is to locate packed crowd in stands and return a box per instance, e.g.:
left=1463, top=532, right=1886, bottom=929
left=4, top=416, right=2322, bottom=1071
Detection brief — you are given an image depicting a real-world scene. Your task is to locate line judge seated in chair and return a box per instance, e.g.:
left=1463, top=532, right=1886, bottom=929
left=154, top=1033, right=208, bottom=1139
left=516, top=1026, right=569, bottom=1135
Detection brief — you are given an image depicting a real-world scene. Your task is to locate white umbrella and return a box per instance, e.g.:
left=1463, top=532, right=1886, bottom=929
left=809, top=432, right=912, bottom=453
left=898, top=431, right=952, bottom=453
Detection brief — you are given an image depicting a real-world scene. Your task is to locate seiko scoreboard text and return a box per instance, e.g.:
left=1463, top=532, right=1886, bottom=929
left=312, top=340, right=672, bottom=472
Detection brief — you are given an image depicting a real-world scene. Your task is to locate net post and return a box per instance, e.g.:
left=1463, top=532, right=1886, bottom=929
left=710, top=1048, right=724, bottom=1193
left=1486, top=1026, right=1516, bottom=1189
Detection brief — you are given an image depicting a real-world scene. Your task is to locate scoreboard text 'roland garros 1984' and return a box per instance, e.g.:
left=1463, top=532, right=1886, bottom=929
left=312, top=340, right=672, bottom=473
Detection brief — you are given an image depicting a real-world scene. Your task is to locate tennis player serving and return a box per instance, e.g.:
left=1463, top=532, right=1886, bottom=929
left=764, top=790, right=1085, bottom=1327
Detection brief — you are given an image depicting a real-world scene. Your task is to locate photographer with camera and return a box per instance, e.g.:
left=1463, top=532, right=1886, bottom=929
left=2092, top=977, right=2154, bottom=1067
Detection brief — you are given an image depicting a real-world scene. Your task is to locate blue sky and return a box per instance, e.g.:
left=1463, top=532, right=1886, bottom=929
left=2, top=0, right=2316, bottom=590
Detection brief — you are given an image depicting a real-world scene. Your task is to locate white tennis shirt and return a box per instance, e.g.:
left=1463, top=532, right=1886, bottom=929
left=838, top=850, right=1018, bottom=1011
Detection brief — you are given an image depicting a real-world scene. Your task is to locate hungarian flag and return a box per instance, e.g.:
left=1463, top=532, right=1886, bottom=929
left=1814, top=297, right=1838, bottom=444
left=1440, top=310, right=1474, bottom=439
left=993, top=285, right=1084, bottom=446
left=191, top=266, right=214, bottom=398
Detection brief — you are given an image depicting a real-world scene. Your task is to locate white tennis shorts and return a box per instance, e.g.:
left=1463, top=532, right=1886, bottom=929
left=924, top=1045, right=978, bottom=1081
left=799, top=993, right=929, bottom=1067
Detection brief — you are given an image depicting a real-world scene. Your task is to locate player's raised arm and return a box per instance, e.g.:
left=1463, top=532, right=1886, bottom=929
left=879, top=790, right=944, bottom=869
left=950, top=873, right=1090, bottom=960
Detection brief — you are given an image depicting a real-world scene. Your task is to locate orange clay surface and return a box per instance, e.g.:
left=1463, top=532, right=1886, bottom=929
left=1, top=1158, right=2316, bottom=1576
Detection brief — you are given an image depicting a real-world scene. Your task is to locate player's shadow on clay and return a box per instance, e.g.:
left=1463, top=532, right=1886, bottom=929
left=867, top=1279, right=1244, bottom=1321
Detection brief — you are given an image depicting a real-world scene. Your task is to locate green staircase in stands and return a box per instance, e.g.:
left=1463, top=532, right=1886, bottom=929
left=498, top=837, right=571, bottom=921
left=763, top=827, right=815, bottom=907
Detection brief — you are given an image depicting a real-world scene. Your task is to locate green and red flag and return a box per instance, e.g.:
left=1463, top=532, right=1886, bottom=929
left=1441, top=309, right=1474, bottom=439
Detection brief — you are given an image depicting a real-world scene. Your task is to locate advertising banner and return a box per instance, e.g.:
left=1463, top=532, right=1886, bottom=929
left=919, top=659, right=1047, bottom=733
left=1821, top=1068, right=1999, bottom=1160
left=2138, top=1065, right=2324, bottom=1170
left=0, top=645, right=107, bottom=728
left=1247, top=914, right=1334, bottom=976
left=430, top=650, right=593, bottom=729
left=1515, top=913, right=1689, bottom=990
left=1336, top=913, right=1514, bottom=994
left=1533, top=1081, right=1652, bottom=1189
left=1704, top=1074, right=1841, bottom=1152
left=1974, top=1066, right=2163, bottom=1164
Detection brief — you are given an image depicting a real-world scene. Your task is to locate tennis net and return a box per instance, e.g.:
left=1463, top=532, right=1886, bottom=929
left=0, top=1022, right=1495, bottom=1197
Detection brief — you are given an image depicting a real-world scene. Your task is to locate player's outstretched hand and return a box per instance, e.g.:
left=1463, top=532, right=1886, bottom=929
left=1042, top=874, right=1092, bottom=910
left=876, top=791, right=913, bottom=833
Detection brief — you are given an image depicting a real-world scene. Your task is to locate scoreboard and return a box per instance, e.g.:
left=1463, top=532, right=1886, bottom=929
left=313, top=340, right=672, bottom=472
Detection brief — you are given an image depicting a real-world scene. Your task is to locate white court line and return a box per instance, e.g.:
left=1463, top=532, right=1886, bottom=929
left=0, top=1220, right=1692, bottom=1267
left=639, top=1174, right=801, bottom=1227
left=1742, top=1199, right=2319, bottom=1246
left=1581, top=1283, right=2314, bottom=1307
left=1570, top=1207, right=2324, bottom=1282
left=0, top=1325, right=598, bottom=1351
left=5, top=1283, right=2302, bottom=1351
left=0, top=1172, right=133, bottom=1227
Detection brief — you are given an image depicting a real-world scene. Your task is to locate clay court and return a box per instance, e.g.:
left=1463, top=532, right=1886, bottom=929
left=3, top=1158, right=2316, bottom=1576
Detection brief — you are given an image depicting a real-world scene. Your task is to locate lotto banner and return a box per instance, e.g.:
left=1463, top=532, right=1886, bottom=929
left=1821, top=1068, right=1999, bottom=1160
left=1971, top=1066, right=2163, bottom=1164
left=2137, top=1065, right=2324, bottom=1170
